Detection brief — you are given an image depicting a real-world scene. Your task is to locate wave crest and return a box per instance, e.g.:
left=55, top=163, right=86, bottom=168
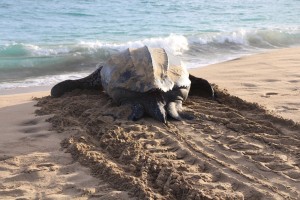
left=79, top=34, right=189, bottom=55
left=191, top=28, right=300, bottom=48
left=1, top=28, right=300, bottom=89
left=1, top=28, right=299, bottom=59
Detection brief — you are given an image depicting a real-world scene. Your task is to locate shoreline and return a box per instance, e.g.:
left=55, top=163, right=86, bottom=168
left=1, top=47, right=299, bottom=122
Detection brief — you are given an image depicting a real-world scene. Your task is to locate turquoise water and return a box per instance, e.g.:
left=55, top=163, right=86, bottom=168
left=1, top=0, right=300, bottom=91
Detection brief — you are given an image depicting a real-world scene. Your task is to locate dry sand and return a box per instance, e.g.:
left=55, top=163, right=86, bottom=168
left=0, top=48, right=299, bottom=199
left=0, top=101, right=132, bottom=199
left=0, top=91, right=49, bottom=108
left=190, top=47, right=300, bottom=123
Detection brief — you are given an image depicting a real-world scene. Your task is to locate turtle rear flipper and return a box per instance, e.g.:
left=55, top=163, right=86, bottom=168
left=189, top=74, right=214, bottom=99
left=51, top=67, right=103, bottom=97
left=51, top=79, right=80, bottom=97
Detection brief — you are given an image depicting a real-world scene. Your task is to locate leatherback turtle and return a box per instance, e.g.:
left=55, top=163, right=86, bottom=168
left=51, top=46, right=214, bottom=123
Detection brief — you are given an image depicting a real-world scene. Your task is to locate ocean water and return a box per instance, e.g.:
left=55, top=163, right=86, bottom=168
left=1, top=0, right=300, bottom=91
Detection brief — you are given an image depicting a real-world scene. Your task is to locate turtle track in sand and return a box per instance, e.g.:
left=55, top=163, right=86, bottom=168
left=36, top=87, right=300, bottom=200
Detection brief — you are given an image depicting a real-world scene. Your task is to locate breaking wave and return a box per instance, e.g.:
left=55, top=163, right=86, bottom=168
left=1, top=28, right=299, bottom=58
left=0, top=28, right=300, bottom=91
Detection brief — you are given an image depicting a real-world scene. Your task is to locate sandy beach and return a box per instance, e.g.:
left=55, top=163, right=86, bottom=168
left=190, top=47, right=300, bottom=123
left=1, top=48, right=299, bottom=199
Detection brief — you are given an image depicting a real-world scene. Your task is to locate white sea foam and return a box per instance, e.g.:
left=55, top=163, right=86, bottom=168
left=79, top=34, right=189, bottom=55
left=191, top=29, right=248, bottom=45
left=1, top=42, right=71, bottom=57
left=1, top=28, right=300, bottom=90
left=2, top=29, right=299, bottom=59
left=27, top=45, right=70, bottom=56
left=0, top=72, right=89, bottom=91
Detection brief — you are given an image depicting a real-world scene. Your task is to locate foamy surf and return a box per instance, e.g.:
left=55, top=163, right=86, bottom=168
left=0, top=72, right=90, bottom=91
left=1, top=28, right=300, bottom=92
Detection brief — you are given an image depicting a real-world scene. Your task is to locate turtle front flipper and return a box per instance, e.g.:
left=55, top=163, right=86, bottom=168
left=167, top=100, right=194, bottom=121
left=167, top=100, right=182, bottom=120
left=143, top=92, right=167, bottom=124
left=51, top=67, right=103, bottom=97
left=128, top=103, right=145, bottom=121
left=189, top=74, right=214, bottom=99
left=148, top=100, right=167, bottom=124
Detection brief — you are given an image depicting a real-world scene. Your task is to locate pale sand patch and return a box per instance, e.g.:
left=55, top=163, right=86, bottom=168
left=0, top=100, right=132, bottom=199
left=190, top=47, right=300, bottom=123
left=0, top=91, right=49, bottom=108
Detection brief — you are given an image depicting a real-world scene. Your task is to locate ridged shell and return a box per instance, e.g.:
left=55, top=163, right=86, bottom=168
left=101, top=46, right=190, bottom=101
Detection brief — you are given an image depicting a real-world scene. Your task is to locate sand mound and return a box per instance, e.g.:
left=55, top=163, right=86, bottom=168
left=35, top=88, right=300, bottom=200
